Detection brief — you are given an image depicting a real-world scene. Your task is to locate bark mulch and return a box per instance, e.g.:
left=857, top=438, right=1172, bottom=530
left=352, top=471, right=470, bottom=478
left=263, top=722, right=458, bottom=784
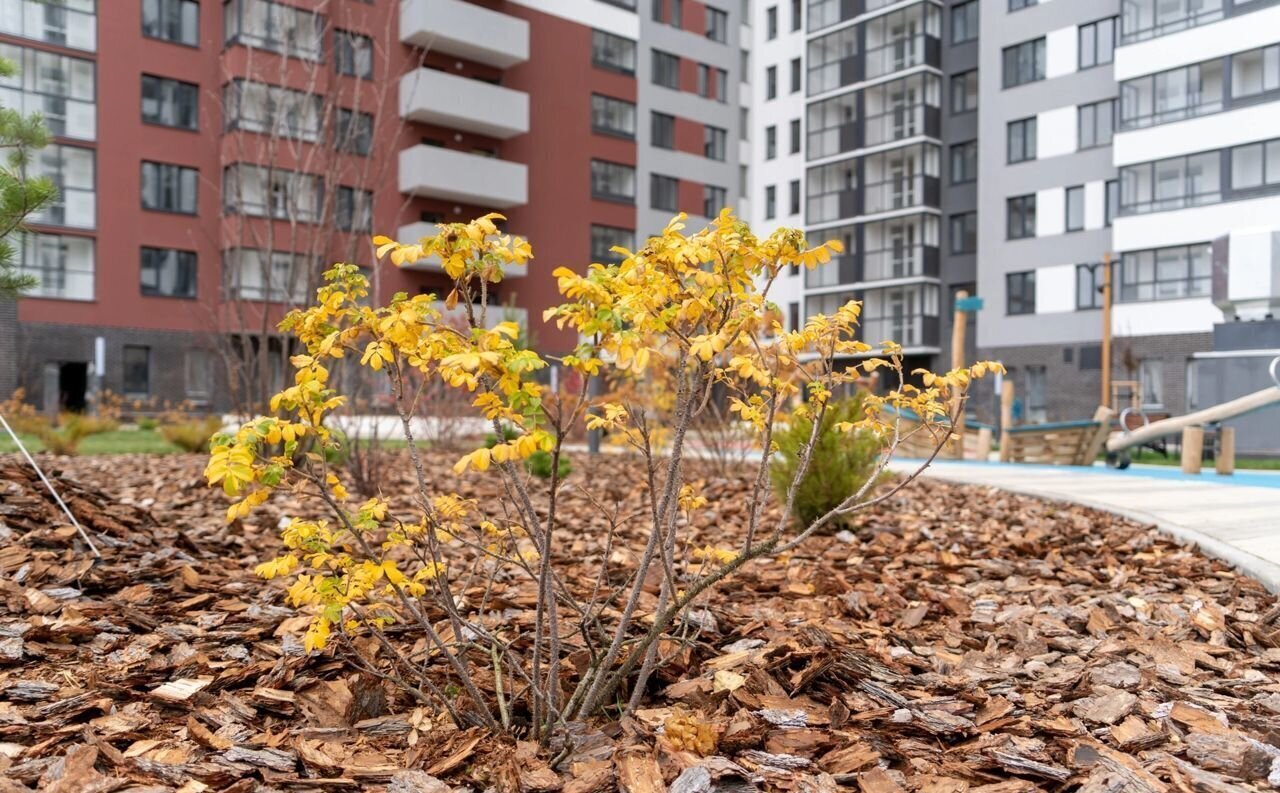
left=0, top=452, right=1277, bottom=793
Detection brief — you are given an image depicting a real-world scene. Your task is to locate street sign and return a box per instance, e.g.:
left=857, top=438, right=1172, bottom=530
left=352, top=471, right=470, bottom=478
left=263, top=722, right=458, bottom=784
left=955, top=295, right=984, bottom=312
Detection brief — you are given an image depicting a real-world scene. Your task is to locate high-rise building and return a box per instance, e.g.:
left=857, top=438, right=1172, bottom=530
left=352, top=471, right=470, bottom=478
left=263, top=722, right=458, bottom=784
left=0, top=0, right=744, bottom=412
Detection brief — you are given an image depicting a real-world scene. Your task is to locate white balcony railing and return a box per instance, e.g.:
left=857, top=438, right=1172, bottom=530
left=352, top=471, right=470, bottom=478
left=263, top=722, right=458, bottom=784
left=400, top=0, right=530, bottom=69
left=400, top=69, right=529, bottom=140
left=399, top=145, right=528, bottom=209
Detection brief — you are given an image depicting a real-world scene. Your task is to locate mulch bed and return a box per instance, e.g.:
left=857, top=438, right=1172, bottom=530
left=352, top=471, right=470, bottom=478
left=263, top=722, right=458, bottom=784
left=0, top=451, right=1277, bottom=792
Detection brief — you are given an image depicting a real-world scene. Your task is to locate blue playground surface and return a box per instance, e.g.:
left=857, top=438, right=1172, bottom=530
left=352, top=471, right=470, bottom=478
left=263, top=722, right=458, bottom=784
left=914, top=457, right=1280, bottom=490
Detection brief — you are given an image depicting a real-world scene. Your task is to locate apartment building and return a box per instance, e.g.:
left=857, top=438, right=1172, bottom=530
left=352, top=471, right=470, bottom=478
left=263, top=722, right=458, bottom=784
left=0, top=0, right=744, bottom=412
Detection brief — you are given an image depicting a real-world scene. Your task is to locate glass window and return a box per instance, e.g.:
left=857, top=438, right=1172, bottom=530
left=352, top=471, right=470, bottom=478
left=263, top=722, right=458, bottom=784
left=592, top=30, right=636, bottom=75
left=334, top=30, right=372, bottom=78
left=1079, top=17, right=1116, bottom=69
left=706, top=7, right=728, bottom=42
left=141, top=247, right=196, bottom=298
left=949, top=212, right=976, bottom=254
left=1007, top=194, right=1036, bottom=239
left=336, top=186, right=372, bottom=231
left=224, top=80, right=321, bottom=141
left=697, top=63, right=710, bottom=97
left=807, top=25, right=856, bottom=95
left=788, top=179, right=800, bottom=214
left=223, top=0, right=323, bottom=59
left=651, top=173, right=679, bottom=211
left=1002, top=38, right=1045, bottom=88
left=0, top=0, right=96, bottom=51
left=28, top=144, right=95, bottom=229
left=1139, top=359, right=1164, bottom=407
left=1229, top=138, right=1280, bottom=193
left=123, top=346, right=151, bottom=398
left=766, top=5, right=777, bottom=38
left=789, top=57, right=801, bottom=93
left=703, top=184, right=727, bottom=217
left=1006, top=271, right=1035, bottom=315
left=651, top=111, right=675, bottom=148
left=224, top=248, right=310, bottom=303
left=766, top=64, right=777, bottom=99
left=1007, top=117, right=1036, bottom=163
left=1065, top=186, right=1084, bottom=231
left=142, top=161, right=197, bottom=214
left=806, top=157, right=855, bottom=223
left=222, top=164, right=322, bottom=222
left=185, top=349, right=212, bottom=401
left=1232, top=44, right=1280, bottom=102
left=11, top=231, right=94, bottom=300
left=590, top=224, right=634, bottom=264
left=789, top=118, right=801, bottom=154
left=141, top=74, right=198, bottom=130
left=1025, top=365, right=1046, bottom=423
left=0, top=43, right=97, bottom=140
left=764, top=184, right=776, bottom=219
left=1009, top=0, right=1038, bottom=10
left=1118, top=244, right=1212, bottom=302
left=714, top=67, right=728, bottom=102
left=592, top=94, right=636, bottom=138
left=1106, top=179, right=1119, bottom=226
left=806, top=90, right=857, bottom=159
left=1120, top=151, right=1222, bottom=214
left=791, top=0, right=801, bottom=31
left=705, top=125, right=728, bottom=160
left=951, top=70, right=977, bottom=114
left=1078, top=98, right=1115, bottom=149
left=951, top=1, right=977, bottom=44
left=1120, top=58, right=1223, bottom=129
left=653, top=49, right=680, bottom=88
left=335, top=109, right=373, bottom=155
left=1076, top=263, right=1102, bottom=309
left=950, top=140, right=976, bottom=183
left=591, top=160, right=637, bottom=202
left=143, top=0, right=197, bottom=46
left=1120, top=0, right=1224, bottom=45
left=765, top=124, right=776, bottom=159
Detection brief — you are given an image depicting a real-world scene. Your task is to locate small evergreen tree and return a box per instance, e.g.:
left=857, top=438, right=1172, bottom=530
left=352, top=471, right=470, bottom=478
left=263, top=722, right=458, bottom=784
left=0, top=53, right=56, bottom=299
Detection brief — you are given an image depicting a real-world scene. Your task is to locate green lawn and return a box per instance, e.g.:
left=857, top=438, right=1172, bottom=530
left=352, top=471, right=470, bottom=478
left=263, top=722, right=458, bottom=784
left=1107, top=448, right=1280, bottom=471
left=0, top=429, right=184, bottom=455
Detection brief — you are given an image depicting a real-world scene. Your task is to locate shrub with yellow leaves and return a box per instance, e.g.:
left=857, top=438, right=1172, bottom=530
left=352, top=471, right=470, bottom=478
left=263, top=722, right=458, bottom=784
left=205, top=209, right=999, bottom=745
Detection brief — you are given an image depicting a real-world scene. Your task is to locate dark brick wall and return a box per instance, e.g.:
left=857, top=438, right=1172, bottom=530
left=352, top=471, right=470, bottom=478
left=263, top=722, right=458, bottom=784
left=976, top=332, right=1214, bottom=425
left=16, top=321, right=228, bottom=412
left=0, top=299, right=16, bottom=400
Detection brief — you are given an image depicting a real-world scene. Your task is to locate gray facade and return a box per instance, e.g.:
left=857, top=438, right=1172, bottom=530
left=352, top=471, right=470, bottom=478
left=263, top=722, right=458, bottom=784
left=939, top=0, right=979, bottom=366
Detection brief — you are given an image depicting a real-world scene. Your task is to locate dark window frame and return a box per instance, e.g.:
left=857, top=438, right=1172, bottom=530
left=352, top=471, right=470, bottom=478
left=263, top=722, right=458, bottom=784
left=140, top=246, right=198, bottom=299
left=950, top=140, right=977, bottom=184
left=141, top=73, right=199, bottom=131
left=1007, top=116, right=1037, bottom=163
left=1006, top=194, right=1036, bottom=240
left=592, top=29, right=637, bottom=75
left=949, top=211, right=977, bottom=254
left=1078, top=16, right=1117, bottom=70
left=141, top=160, right=198, bottom=215
left=1002, top=37, right=1046, bottom=89
left=651, top=172, right=679, bottom=212
left=591, top=159, right=638, bottom=204
left=142, top=0, right=198, bottom=47
left=1006, top=270, right=1036, bottom=315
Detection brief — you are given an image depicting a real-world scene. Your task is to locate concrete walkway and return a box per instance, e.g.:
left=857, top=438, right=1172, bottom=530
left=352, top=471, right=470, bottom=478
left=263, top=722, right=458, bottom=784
left=892, top=459, right=1280, bottom=593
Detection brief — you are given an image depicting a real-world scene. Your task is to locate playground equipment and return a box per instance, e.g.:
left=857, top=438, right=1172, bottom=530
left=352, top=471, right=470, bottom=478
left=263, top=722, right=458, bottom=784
left=993, top=379, right=1114, bottom=465
left=1105, top=355, right=1280, bottom=472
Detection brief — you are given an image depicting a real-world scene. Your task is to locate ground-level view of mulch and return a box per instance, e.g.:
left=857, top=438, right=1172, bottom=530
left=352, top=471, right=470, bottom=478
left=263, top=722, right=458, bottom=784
left=0, top=450, right=1277, bottom=793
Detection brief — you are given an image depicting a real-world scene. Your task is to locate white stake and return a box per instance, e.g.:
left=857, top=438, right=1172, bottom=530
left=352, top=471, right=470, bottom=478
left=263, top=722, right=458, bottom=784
left=0, top=412, right=101, bottom=558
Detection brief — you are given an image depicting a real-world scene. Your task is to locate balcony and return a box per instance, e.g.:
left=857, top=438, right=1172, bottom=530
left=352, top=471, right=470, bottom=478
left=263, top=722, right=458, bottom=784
left=863, top=245, right=940, bottom=281
left=400, top=68, right=529, bottom=139
left=399, top=145, right=528, bottom=208
left=864, top=104, right=941, bottom=148
left=400, top=0, right=530, bottom=69
left=862, top=175, right=940, bottom=215
left=860, top=314, right=939, bottom=349
left=394, top=221, right=527, bottom=279
left=864, top=35, right=941, bottom=81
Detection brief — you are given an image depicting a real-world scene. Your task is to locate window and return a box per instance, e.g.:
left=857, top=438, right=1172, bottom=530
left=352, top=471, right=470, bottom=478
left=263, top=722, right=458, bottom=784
left=141, top=247, right=196, bottom=298
left=1007, top=194, right=1035, bottom=239
left=765, top=125, right=777, bottom=159
left=741, top=48, right=750, bottom=82
left=790, top=57, right=801, bottom=93
left=651, top=112, right=675, bottom=148
left=1230, top=138, right=1280, bottom=195
left=788, top=301, right=799, bottom=330
left=142, top=161, right=197, bottom=214
left=951, top=1, right=977, bottom=44
left=766, top=65, right=777, bottom=99
left=1078, top=98, right=1115, bottom=149
left=123, top=346, right=151, bottom=398
left=225, top=248, right=310, bottom=303
left=789, top=118, right=801, bottom=154
left=697, top=63, right=710, bottom=97
left=703, top=185, right=727, bottom=217
left=806, top=91, right=856, bottom=159
left=671, top=0, right=683, bottom=27
left=185, top=349, right=212, bottom=402
left=1076, top=263, right=1102, bottom=309
left=951, top=70, right=977, bottom=114
left=590, top=224, right=634, bottom=264
left=224, top=80, right=321, bottom=141
left=0, top=44, right=97, bottom=140
left=1065, top=185, right=1084, bottom=231
left=806, top=158, right=855, bottom=223
left=714, top=67, right=728, bottom=102
left=222, top=164, right=322, bottom=222
left=789, top=179, right=800, bottom=214
left=0, top=0, right=96, bottom=51
left=1120, top=59, right=1223, bottom=129
left=592, top=94, right=636, bottom=138
left=1002, top=38, right=1045, bottom=88
left=651, top=174, right=679, bottom=211
left=28, top=144, right=95, bottom=229
left=593, top=30, right=636, bottom=75
left=1118, top=244, right=1212, bottom=302
left=1139, top=359, right=1165, bottom=408
left=1105, top=179, right=1118, bottom=226
left=807, top=25, right=857, bottom=95
left=1025, top=365, right=1047, bottom=423
left=224, top=0, right=324, bottom=60
left=141, top=75, right=198, bottom=130
left=1120, top=151, right=1221, bottom=215
left=335, top=109, right=373, bottom=155
left=764, top=184, right=776, bottom=219
left=705, top=125, right=727, bottom=160
left=950, top=140, right=976, bottom=184
left=791, top=0, right=801, bottom=31
left=949, top=212, right=976, bottom=254
left=653, top=49, right=680, bottom=88
left=766, top=5, right=777, bottom=38
left=1009, top=0, right=1037, bottom=9
left=143, top=0, right=197, bottom=46
left=1007, top=117, right=1036, bottom=163
left=653, top=0, right=663, bottom=21
left=1006, top=271, right=1036, bottom=314
left=336, top=186, right=372, bottom=232
left=591, top=160, right=637, bottom=203
left=706, top=6, right=728, bottom=41
left=1232, top=44, right=1280, bottom=103
left=1120, top=0, right=1225, bottom=45
left=1079, top=17, right=1116, bottom=69
left=335, top=30, right=372, bottom=78
left=11, top=231, right=94, bottom=300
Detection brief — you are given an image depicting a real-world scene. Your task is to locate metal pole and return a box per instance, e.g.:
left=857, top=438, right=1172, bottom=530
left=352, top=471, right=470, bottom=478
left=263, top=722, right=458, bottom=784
left=0, top=412, right=101, bottom=558
left=1100, top=253, right=1113, bottom=410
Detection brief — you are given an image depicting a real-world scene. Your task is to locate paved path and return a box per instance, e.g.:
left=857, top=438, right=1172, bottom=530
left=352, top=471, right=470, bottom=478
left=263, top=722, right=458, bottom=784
left=891, top=459, right=1280, bottom=592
